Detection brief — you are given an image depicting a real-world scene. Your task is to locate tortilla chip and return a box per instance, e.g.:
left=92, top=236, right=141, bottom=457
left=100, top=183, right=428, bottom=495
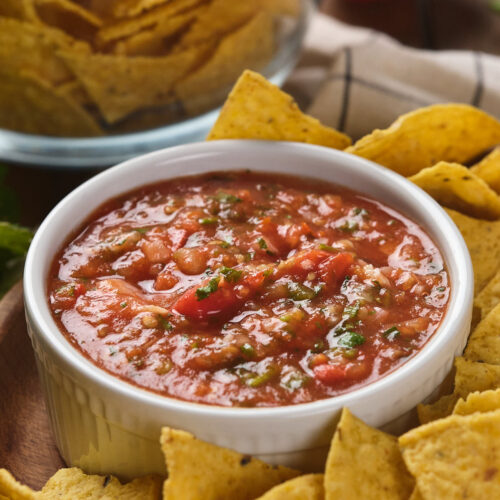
left=57, top=80, right=93, bottom=107
left=455, top=357, right=500, bottom=398
left=257, top=0, right=301, bottom=17
left=177, top=0, right=259, bottom=48
left=324, top=408, right=414, bottom=500
left=96, top=0, right=206, bottom=44
left=207, top=70, right=351, bottom=149
left=113, top=9, right=200, bottom=56
left=409, top=162, right=500, bottom=220
left=255, top=474, right=324, bottom=500
left=465, top=302, right=500, bottom=364
left=160, top=427, right=299, bottom=500
left=0, top=70, right=102, bottom=136
left=0, top=0, right=36, bottom=19
left=474, top=268, right=500, bottom=321
left=445, top=208, right=500, bottom=294
left=59, top=45, right=207, bottom=123
left=399, top=410, right=500, bottom=499
left=345, top=104, right=500, bottom=177
left=112, top=0, right=171, bottom=18
left=409, top=488, right=424, bottom=500
left=35, top=0, right=102, bottom=26
left=471, top=147, right=500, bottom=194
left=177, top=14, right=275, bottom=116
left=417, top=393, right=459, bottom=425
left=40, top=468, right=162, bottom=499
left=454, top=389, right=500, bottom=416
left=0, top=470, right=37, bottom=500
left=0, top=18, right=88, bottom=85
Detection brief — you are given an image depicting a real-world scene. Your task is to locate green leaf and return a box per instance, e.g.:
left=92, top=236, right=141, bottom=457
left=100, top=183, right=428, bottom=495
left=195, top=277, right=220, bottom=300
left=343, top=300, right=360, bottom=319
left=338, top=331, right=365, bottom=348
left=0, top=222, right=33, bottom=255
left=383, top=326, right=400, bottom=341
left=220, top=266, right=243, bottom=283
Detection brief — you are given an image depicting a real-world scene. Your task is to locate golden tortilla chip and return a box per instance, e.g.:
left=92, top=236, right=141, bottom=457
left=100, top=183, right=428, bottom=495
left=207, top=70, right=351, bottom=149
left=35, top=0, right=102, bottom=26
left=113, top=9, right=200, bottom=56
left=455, top=357, right=500, bottom=398
left=465, top=302, right=500, bottom=364
left=40, top=468, right=162, bottom=499
left=160, top=427, right=299, bottom=500
left=112, top=0, right=170, bottom=18
left=345, top=104, right=500, bottom=177
left=58, top=80, right=93, bottom=107
left=409, top=162, right=500, bottom=220
left=177, top=0, right=259, bottom=48
left=417, top=393, right=459, bottom=425
left=59, top=45, right=207, bottom=123
left=96, top=0, right=205, bottom=44
left=257, top=0, right=301, bottom=17
left=445, top=207, right=500, bottom=294
left=399, top=410, right=500, bottom=499
left=454, top=389, right=500, bottom=416
left=471, top=147, right=500, bottom=194
left=474, top=268, right=500, bottom=321
left=256, top=474, right=324, bottom=500
left=409, top=488, right=424, bottom=500
left=324, top=408, right=414, bottom=500
left=0, top=0, right=36, bottom=19
left=177, top=14, right=275, bottom=116
left=0, top=18, right=89, bottom=85
left=0, top=469, right=37, bottom=500
left=0, top=70, right=102, bottom=136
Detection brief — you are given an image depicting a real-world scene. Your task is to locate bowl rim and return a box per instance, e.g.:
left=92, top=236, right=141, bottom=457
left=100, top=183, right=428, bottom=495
left=24, top=140, right=474, bottom=419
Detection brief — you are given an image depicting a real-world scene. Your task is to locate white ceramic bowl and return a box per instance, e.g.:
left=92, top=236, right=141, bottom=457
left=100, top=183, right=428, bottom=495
left=24, top=141, right=473, bottom=478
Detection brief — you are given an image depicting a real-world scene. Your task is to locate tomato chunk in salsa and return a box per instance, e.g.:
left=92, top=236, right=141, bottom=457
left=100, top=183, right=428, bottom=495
left=48, top=171, right=449, bottom=407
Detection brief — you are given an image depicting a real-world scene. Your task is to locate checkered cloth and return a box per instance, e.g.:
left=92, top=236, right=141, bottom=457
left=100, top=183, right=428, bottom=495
left=284, top=13, right=500, bottom=140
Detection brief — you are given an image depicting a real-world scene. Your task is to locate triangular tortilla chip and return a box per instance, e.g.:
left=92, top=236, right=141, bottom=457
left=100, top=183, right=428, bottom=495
left=400, top=410, right=500, bottom=500
left=0, top=70, right=102, bottom=136
left=409, top=162, right=500, bottom=220
left=465, top=302, right=500, bottom=364
left=160, top=427, right=300, bottom=500
left=417, top=393, right=459, bottom=425
left=256, top=474, right=324, bottom=500
left=455, top=357, right=500, bottom=398
left=345, top=104, right=500, bottom=177
left=474, top=268, right=500, bottom=321
left=454, top=389, right=500, bottom=416
left=445, top=208, right=500, bottom=294
left=324, top=408, right=414, bottom=500
left=471, top=147, right=500, bottom=194
left=0, top=469, right=37, bottom=500
left=40, top=468, right=162, bottom=499
left=207, top=70, right=351, bottom=149
left=59, top=45, right=207, bottom=123
left=177, top=14, right=274, bottom=116
left=0, top=18, right=89, bottom=85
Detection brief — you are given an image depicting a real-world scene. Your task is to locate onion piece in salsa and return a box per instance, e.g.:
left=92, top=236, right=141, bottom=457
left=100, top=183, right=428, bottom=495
left=48, top=171, right=450, bottom=407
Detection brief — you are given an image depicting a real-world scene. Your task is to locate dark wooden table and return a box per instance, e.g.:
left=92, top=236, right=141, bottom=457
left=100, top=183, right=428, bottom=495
left=5, top=0, right=500, bottom=228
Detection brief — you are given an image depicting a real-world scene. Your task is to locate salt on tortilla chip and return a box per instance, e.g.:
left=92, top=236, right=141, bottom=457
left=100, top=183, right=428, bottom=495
left=207, top=70, right=351, bottom=149
left=444, top=208, right=500, bottom=294
left=40, top=468, right=162, bottom=499
left=160, top=427, right=299, bottom=500
left=345, top=104, right=500, bottom=177
left=417, top=393, right=459, bottom=425
left=399, top=410, right=500, bottom=500
left=454, top=389, right=500, bottom=416
left=0, top=70, right=102, bottom=136
left=409, top=162, right=500, bottom=220
left=324, top=408, right=414, bottom=500
left=96, top=0, right=205, bottom=44
left=0, top=469, right=37, bottom=500
left=0, top=18, right=89, bottom=85
left=112, top=0, right=170, bottom=18
left=113, top=9, right=200, bottom=56
left=465, top=302, right=500, bottom=364
left=471, top=147, right=500, bottom=194
left=176, top=0, right=259, bottom=48
left=177, top=14, right=275, bottom=116
left=256, top=474, right=324, bottom=500
left=59, top=45, right=207, bottom=123
left=474, top=268, right=500, bottom=321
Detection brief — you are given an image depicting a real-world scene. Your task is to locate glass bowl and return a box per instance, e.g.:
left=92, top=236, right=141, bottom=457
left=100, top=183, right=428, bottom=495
left=0, top=0, right=313, bottom=169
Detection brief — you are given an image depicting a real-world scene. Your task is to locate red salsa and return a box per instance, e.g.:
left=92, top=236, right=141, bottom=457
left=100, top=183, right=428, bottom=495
left=48, top=171, right=450, bottom=407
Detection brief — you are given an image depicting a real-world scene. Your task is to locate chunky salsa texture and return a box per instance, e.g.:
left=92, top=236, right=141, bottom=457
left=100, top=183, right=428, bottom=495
left=48, top=171, right=449, bottom=407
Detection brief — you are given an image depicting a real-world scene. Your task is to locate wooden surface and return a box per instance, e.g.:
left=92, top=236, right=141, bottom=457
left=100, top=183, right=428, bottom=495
left=0, top=282, right=64, bottom=490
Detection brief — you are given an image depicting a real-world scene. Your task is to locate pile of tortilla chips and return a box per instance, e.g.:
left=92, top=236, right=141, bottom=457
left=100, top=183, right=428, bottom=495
left=4, top=70, right=500, bottom=498
left=0, top=0, right=301, bottom=137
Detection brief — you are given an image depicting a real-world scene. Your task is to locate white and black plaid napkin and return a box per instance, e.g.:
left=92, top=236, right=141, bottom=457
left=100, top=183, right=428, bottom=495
left=285, top=13, right=500, bottom=140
